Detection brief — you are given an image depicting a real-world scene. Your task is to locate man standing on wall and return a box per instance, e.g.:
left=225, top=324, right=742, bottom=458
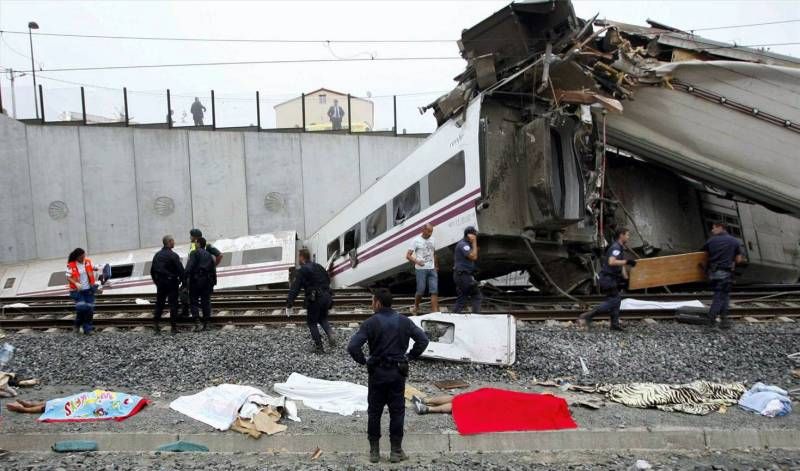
left=347, top=288, right=429, bottom=463
left=453, top=226, right=481, bottom=313
left=286, top=248, right=336, bottom=353
left=150, top=235, right=184, bottom=335
left=327, top=99, right=345, bottom=130
left=406, top=223, right=439, bottom=314
left=190, top=97, right=207, bottom=126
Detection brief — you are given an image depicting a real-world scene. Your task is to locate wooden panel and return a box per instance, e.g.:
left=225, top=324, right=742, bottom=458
left=628, top=252, right=708, bottom=290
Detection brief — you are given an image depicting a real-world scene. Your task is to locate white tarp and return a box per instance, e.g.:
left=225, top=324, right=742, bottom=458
left=169, top=384, right=297, bottom=430
left=409, top=313, right=516, bottom=366
left=621, top=298, right=705, bottom=311
left=273, top=373, right=368, bottom=416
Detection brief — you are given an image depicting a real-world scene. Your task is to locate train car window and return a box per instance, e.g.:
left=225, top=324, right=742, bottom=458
left=217, top=252, right=233, bottom=268
left=109, top=264, right=135, bottom=279
left=428, top=151, right=466, bottom=205
left=343, top=223, right=361, bottom=253
left=242, top=247, right=283, bottom=265
left=365, top=205, right=387, bottom=242
left=48, top=272, right=67, bottom=287
left=327, top=238, right=341, bottom=260
left=3, top=278, right=15, bottom=289
left=393, top=182, right=420, bottom=226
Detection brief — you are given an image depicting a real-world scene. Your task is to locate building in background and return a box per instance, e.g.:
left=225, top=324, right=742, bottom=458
left=274, top=88, right=374, bottom=131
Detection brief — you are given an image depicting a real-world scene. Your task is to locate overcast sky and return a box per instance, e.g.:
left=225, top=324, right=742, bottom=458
left=1, top=0, right=798, bottom=130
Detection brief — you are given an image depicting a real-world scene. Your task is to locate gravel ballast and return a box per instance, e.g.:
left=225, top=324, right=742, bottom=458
left=3, top=449, right=800, bottom=471
left=6, top=321, right=799, bottom=391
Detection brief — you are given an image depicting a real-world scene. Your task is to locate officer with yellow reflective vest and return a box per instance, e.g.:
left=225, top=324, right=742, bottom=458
left=180, top=228, right=223, bottom=319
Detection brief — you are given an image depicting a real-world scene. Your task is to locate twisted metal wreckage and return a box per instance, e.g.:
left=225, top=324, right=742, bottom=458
left=418, top=0, right=800, bottom=293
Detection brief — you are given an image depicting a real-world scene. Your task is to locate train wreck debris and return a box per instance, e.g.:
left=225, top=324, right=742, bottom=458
left=423, top=0, right=800, bottom=217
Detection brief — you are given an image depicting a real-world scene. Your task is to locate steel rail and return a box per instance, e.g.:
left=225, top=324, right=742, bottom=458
left=1, top=306, right=798, bottom=330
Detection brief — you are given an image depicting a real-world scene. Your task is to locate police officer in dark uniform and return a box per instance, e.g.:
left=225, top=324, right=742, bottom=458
left=347, top=288, right=429, bottom=464
left=703, top=222, right=744, bottom=329
left=185, top=237, right=217, bottom=331
left=578, top=227, right=637, bottom=331
left=453, top=226, right=481, bottom=313
left=286, top=248, right=336, bottom=353
left=150, top=234, right=184, bottom=335
left=180, top=228, right=223, bottom=318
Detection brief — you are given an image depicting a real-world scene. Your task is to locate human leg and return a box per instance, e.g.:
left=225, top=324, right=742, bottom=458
left=78, top=290, right=96, bottom=334
left=166, top=283, right=180, bottom=328
left=367, top=381, right=388, bottom=443
left=305, top=302, right=324, bottom=350
left=427, top=270, right=439, bottom=312
left=453, top=273, right=468, bottom=313
left=387, top=378, right=407, bottom=462
left=154, top=284, right=168, bottom=330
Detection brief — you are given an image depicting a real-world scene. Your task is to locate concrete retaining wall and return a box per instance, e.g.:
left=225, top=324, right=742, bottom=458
left=0, top=115, right=423, bottom=263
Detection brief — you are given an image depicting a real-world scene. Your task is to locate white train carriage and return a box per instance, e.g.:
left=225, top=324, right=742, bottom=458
left=0, top=231, right=296, bottom=297
left=305, top=99, right=483, bottom=289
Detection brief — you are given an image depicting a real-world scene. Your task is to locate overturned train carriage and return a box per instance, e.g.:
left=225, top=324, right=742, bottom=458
left=314, top=0, right=800, bottom=293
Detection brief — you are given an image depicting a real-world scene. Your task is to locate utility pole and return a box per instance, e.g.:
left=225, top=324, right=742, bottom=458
left=10, top=69, right=17, bottom=118
left=28, top=21, right=40, bottom=119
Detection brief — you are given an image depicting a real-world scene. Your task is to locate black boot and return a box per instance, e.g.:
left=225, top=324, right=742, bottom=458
left=313, top=342, right=325, bottom=354
left=389, top=440, right=407, bottom=463
left=153, top=323, right=161, bottom=335
left=200, top=322, right=209, bottom=332
left=369, top=440, right=380, bottom=463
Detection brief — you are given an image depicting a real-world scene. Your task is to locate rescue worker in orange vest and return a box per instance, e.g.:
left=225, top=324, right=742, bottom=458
left=66, top=248, right=102, bottom=335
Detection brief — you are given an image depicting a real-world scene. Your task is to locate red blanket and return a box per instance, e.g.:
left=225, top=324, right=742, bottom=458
left=451, top=388, right=577, bottom=435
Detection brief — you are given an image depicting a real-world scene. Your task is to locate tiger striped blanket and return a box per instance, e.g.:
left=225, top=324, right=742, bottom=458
left=595, top=381, right=747, bottom=415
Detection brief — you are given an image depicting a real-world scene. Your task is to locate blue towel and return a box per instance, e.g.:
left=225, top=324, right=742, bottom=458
left=738, top=382, right=792, bottom=417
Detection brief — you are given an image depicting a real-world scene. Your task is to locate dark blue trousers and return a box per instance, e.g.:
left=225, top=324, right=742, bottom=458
left=367, top=368, right=405, bottom=443
left=453, top=272, right=481, bottom=313
left=709, top=273, right=732, bottom=323
left=70, top=288, right=96, bottom=333
left=586, top=276, right=622, bottom=327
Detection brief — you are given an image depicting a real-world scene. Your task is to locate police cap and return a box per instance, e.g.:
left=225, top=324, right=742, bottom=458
left=189, top=228, right=202, bottom=237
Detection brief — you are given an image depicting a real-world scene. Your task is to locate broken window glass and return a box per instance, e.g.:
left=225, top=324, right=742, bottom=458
left=343, top=223, right=361, bottom=253
left=242, top=247, right=282, bottom=265
left=365, top=205, right=387, bottom=242
left=3, top=277, right=15, bottom=289
left=429, top=151, right=466, bottom=205
left=327, top=238, right=341, bottom=260
left=393, top=182, right=421, bottom=226
left=421, top=320, right=455, bottom=344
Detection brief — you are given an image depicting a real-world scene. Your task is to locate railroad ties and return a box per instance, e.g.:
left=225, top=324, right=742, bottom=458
left=0, top=288, right=798, bottom=333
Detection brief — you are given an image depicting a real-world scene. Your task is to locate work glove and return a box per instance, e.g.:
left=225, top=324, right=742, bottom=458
left=626, top=259, right=637, bottom=267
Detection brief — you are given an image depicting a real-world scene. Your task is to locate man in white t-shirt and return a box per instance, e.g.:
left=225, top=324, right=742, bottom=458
left=405, top=223, right=438, bottom=314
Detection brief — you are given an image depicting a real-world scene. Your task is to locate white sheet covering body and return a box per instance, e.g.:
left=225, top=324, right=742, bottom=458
left=273, top=373, right=368, bottom=416
left=170, top=384, right=297, bottom=430
left=620, top=299, right=705, bottom=310
left=408, top=313, right=516, bottom=366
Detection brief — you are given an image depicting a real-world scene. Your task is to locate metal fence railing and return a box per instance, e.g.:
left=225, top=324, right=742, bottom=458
left=0, top=82, right=441, bottom=136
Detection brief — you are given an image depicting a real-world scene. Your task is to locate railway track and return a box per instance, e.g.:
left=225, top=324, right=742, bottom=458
left=3, top=289, right=800, bottom=315
left=1, top=291, right=799, bottom=331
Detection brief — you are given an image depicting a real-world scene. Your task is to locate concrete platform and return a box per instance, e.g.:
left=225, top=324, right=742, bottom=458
left=2, top=428, right=798, bottom=453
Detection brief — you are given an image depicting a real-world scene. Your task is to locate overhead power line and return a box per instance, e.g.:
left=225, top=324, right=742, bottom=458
left=689, top=18, right=800, bottom=32
left=0, top=29, right=455, bottom=44
left=15, top=56, right=464, bottom=73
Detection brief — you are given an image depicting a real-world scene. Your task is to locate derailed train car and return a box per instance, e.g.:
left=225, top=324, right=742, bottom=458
left=308, top=0, right=800, bottom=293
